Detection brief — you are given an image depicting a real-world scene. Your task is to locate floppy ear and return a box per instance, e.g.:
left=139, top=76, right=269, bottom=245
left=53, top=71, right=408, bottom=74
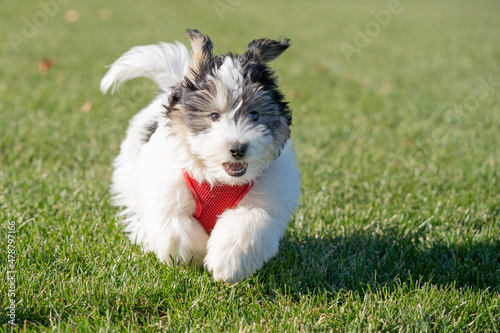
left=242, top=38, right=290, bottom=63
left=186, top=29, right=213, bottom=81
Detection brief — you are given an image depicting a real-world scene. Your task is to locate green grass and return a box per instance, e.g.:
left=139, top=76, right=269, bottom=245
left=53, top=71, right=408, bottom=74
left=1, top=0, right=499, bottom=331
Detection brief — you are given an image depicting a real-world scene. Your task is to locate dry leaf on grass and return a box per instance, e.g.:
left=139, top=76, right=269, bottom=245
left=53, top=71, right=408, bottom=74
left=81, top=100, right=92, bottom=113
left=39, top=58, right=54, bottom=73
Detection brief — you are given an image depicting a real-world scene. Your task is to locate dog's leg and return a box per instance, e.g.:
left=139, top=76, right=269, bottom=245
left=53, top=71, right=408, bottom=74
left=129, top=123, right=210, bottom=268
left=204, top=206, right=288, bottom=283
left=140, top=211, right=209, bottom=267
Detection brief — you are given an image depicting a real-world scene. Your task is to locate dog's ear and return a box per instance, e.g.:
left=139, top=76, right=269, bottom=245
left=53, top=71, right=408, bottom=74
left=242, top=38, right=290, bottom=63
left=186, top=29, right=213, bottom=81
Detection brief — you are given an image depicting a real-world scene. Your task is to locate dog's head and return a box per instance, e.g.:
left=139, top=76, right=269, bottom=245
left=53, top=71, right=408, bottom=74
left=167, top=29, right=291, bottom=185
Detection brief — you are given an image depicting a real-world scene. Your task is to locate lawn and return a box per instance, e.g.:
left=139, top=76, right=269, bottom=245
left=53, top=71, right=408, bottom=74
left=1, top=0, right=499, bottom=331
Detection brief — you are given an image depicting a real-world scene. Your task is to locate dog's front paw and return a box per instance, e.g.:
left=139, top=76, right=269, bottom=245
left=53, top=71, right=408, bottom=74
left=204, top=231, right=278, bottom=284
left=204, top=247, right=260, bottom=284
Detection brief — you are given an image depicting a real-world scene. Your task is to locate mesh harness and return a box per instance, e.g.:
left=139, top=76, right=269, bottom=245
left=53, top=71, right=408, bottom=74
left=183, top=170, right=253, bottom=235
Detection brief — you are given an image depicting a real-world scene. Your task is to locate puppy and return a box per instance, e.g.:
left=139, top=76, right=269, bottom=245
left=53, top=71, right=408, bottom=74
left=100, top=29, right=300, bottom=283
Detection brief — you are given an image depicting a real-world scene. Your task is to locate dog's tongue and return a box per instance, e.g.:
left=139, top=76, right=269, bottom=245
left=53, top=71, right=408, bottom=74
left=222, top=162, right=248, bottom=177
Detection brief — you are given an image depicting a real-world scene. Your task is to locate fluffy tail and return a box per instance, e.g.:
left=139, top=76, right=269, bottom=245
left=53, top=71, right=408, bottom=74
left=100, top=42, right=191, bottom=94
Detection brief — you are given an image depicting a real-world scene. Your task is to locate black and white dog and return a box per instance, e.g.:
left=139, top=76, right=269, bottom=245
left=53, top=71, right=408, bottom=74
left=101, top=30, right=300, bottom=283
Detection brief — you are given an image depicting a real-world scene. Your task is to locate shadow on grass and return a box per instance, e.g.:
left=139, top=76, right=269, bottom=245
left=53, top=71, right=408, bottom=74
left=257, top=230, right=500, bottom=297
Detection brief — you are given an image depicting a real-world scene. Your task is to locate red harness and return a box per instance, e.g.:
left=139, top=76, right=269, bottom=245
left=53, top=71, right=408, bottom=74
left=183, top=170, right=253, bottom=235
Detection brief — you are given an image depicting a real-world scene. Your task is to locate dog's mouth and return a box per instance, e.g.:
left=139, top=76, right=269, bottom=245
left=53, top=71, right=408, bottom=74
left=222, top=162, right=248, bottom=177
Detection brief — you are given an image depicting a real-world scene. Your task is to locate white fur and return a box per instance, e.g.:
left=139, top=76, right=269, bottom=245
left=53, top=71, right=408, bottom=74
left=102, top=41, right=300, bottom=283
left=100, top=42, right=190, bottom=93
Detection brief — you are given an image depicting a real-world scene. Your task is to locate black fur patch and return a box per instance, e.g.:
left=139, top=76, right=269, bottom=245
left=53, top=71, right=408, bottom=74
left=242, top=38, right=291, bottom=63
left=141, top=121, right=158, bottom=144
left=239, top=58, right=292, bottom=127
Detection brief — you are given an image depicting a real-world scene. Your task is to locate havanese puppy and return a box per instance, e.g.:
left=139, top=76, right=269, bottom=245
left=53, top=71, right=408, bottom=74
left=100, top=29, right=300, bottom=283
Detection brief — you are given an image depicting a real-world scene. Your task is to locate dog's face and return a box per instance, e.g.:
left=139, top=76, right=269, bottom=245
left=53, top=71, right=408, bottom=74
left=166, top=30, right=291, bottom=185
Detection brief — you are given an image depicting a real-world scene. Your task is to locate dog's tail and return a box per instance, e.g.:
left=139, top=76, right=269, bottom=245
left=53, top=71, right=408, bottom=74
left=100, top=42, right=191, bottom=94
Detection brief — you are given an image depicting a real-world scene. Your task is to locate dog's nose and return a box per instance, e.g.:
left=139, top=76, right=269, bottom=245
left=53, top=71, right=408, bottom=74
left=229, top=142, right=248, bottom=159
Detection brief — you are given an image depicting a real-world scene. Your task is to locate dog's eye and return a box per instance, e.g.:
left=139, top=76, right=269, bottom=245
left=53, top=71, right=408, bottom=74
left=249, top=111, right=259, bottom=122
left=209, top=113, right=220, bottom=122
